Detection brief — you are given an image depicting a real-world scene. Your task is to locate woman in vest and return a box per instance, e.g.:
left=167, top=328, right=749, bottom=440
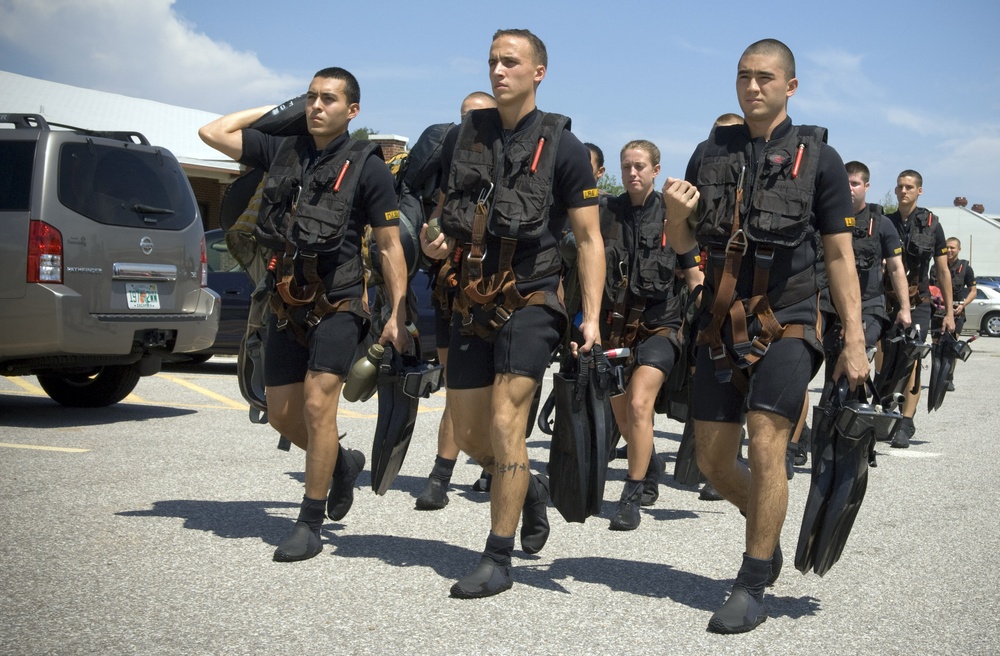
left=603, top=140, right=702, bottom=531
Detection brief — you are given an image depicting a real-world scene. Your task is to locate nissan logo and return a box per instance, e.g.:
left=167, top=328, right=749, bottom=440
left=140, top=237, right=154, bottom=255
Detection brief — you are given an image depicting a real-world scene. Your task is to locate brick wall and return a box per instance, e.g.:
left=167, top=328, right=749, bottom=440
left=369, top=135, right=408, bottom=161
left=188, top=176, right=228, bottom=230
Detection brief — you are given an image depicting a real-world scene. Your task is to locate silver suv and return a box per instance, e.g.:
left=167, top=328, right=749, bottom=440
left=0, top=114, right=219, bottom=406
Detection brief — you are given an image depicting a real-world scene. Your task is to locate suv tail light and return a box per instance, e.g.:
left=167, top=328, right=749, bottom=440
left=27, top=220, right=63, bottom=283
left=200, top=236, right=208, bottom=287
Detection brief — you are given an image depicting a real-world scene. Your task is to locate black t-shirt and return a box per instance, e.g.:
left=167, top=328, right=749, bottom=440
left=439, top=108, right=598, bottom=294
left=240, top=129, right=398, bottom=291
left=684, top=117, right=854, bottom=327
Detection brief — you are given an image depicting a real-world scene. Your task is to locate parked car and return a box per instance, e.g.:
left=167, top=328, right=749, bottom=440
left=0, top=113, right=219, bottom=406
left=963, top=285, right=1000, bottom=337
left=185, top=229, right=254, bottom=362
left=192, top=228, right=438, bottom=362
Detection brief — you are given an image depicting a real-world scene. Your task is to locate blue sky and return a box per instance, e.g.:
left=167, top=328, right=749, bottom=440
left=2, top=0, right=999, bottom=212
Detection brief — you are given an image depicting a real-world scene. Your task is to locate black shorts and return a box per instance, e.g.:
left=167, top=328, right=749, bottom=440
left=446, top=305, right=563, bottom=389
left=264, top=310, right=367, bottom=387
left=691, top=337, right=820, bottom=424
left=632, top=333, right=679, bottom=377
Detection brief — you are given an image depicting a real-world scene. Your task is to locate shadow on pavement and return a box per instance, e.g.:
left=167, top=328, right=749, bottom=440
left=117, top=499, right=307, bottom=546
left=0, top=396, right=195, bottom=428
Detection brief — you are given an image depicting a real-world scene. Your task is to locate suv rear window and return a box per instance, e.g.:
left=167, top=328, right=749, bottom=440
left=57, top=142, right=197, bottom=229
left=0, top=141, right=36, bottom=211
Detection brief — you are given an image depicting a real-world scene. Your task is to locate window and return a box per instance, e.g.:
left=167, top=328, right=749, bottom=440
left=0, top=141, right=36, bottom=211
left=57, top=142, right=196, bottom=230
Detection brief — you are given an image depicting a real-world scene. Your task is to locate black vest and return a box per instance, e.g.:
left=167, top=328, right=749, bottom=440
left=853, top=203, right=884, bottom=302
left=257, top=136, right=380, bottom=255
left=695, top=124, right=827, bottom=308
left=441, top=109, right=569, bottom=243
left=607, top=192, right=678, bottom=296
left=892, top=207, right=940, bottom=286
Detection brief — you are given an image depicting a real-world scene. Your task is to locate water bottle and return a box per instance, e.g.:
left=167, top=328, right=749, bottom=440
left=343, top=343, right=384, bottom=402
left=426, top=217, right=442, bottom=242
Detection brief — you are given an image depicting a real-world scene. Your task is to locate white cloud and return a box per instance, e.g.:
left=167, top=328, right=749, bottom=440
left=0, top=0, right=302, bottom=113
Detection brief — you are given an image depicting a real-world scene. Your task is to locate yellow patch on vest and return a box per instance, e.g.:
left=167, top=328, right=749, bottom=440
left=894, top=246, right=903, bottom=255
left=844, top=216, right=855, bottom=228
left=694, top=253, right=702, bottom=263
left=583, top=188, right=599, bottom=199
left=384, top=210, right=400, bottom=221
left=939, top=247, right=949, bottom=254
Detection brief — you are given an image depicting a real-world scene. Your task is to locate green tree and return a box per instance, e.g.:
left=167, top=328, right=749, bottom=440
left=598, top=173, right=624, bottom=197
left=350, top=126, right=377, bottom=141
left=879, top=190, right=898, bottom=215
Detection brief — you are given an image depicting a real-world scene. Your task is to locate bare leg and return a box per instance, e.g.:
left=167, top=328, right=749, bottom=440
left=744, top=410, right=791, bottom=561
left=694, top=419, right=749, bottom=510
left=266, top=383, right=308, bottom=450
left=301, top=371, right=345, bottom=500
left=901, top=361, right=920, bottom=418
left=435, top=348, right=460, bottom=460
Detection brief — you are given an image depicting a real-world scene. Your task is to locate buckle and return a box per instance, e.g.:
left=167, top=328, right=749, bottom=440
left=488, top=304, right=512, bottom=331
left=726, top=229, right=748, bottom=256
left=276, top=317, right=288, bottom=331
left=749, top=338, right=769, bottom=359
left=709, top=346, right=728, bottom=362
left=731, top=341, right=751, bottom=359
left=304, top=311, right=321, bottom=328
left=754, top=248, right=774, bottom=270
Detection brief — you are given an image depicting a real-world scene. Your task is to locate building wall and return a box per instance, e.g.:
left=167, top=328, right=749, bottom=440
left=188, top=177, right=229, bottom=230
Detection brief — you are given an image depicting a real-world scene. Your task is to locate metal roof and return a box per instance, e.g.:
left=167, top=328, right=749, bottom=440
left=0, top=70, right=238, bottom=177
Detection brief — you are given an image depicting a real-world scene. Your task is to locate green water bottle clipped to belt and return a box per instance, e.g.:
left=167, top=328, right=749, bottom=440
left=343, top=343, right=384, bottom=402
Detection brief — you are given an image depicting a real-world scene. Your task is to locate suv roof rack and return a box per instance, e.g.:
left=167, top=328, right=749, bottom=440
left=0, top=113, right=150, bottom=146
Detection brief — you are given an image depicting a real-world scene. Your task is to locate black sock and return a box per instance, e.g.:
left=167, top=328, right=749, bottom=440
left=297, top=496, right=326, bottom=533
left=484, top=532, right=515, bottom=568
left=735, top=552, right=772, bottom=598
left=430, top=456, right=457, bottom=483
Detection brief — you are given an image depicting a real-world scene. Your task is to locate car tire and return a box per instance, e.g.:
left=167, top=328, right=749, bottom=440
left=981, top=312, right=1000, bottom=338
left=36, top=364, right=142, bottom=407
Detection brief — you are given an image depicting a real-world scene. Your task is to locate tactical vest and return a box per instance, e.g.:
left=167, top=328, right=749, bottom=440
left=894, top=207, right=940, bottom=286
left=853, top=203, right=884, bottom=302
left=606, top=192, right=678, bottom=302
left=692, top=123, right=828, bottom=392
left=442, top=109, right=568, bottom=244
left=440, top=109, right=571, bottom=341
left=255, top=135, right=381, bottom=345
left=603, top=192, right=681, bottom=348
left=941, top=258, right=970, bottom=299
left=695, top=124, right=826, bottom=309
left=257, top=136, right=379, bottom=286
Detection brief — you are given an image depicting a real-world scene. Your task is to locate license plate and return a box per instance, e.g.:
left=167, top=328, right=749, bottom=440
left=126, top=283, right=160, bottom=310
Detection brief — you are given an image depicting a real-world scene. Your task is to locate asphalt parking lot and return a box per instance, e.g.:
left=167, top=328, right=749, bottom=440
left=1, top=338, right=998, bottom=654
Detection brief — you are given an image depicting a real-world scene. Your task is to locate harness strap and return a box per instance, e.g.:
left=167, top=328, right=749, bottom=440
left=268, top=246, right=367, bottom=347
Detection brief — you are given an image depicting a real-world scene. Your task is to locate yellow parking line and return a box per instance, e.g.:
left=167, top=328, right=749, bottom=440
left=0, top=442, right=90, bottom=453
left=156, top=373, right=248, bottom=410
left=8, top=377, right=45, bottom=395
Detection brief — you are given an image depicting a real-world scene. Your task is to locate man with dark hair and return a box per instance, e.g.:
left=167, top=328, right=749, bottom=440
left=885, top=170, right=954, bottom=447
left=199, top=67, right=409, bottom=562
left=823, top=160, right=911, bottom=377
left=421, top=28, right=604, bottom=598
left=663, top=38, right=868, bottom=633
